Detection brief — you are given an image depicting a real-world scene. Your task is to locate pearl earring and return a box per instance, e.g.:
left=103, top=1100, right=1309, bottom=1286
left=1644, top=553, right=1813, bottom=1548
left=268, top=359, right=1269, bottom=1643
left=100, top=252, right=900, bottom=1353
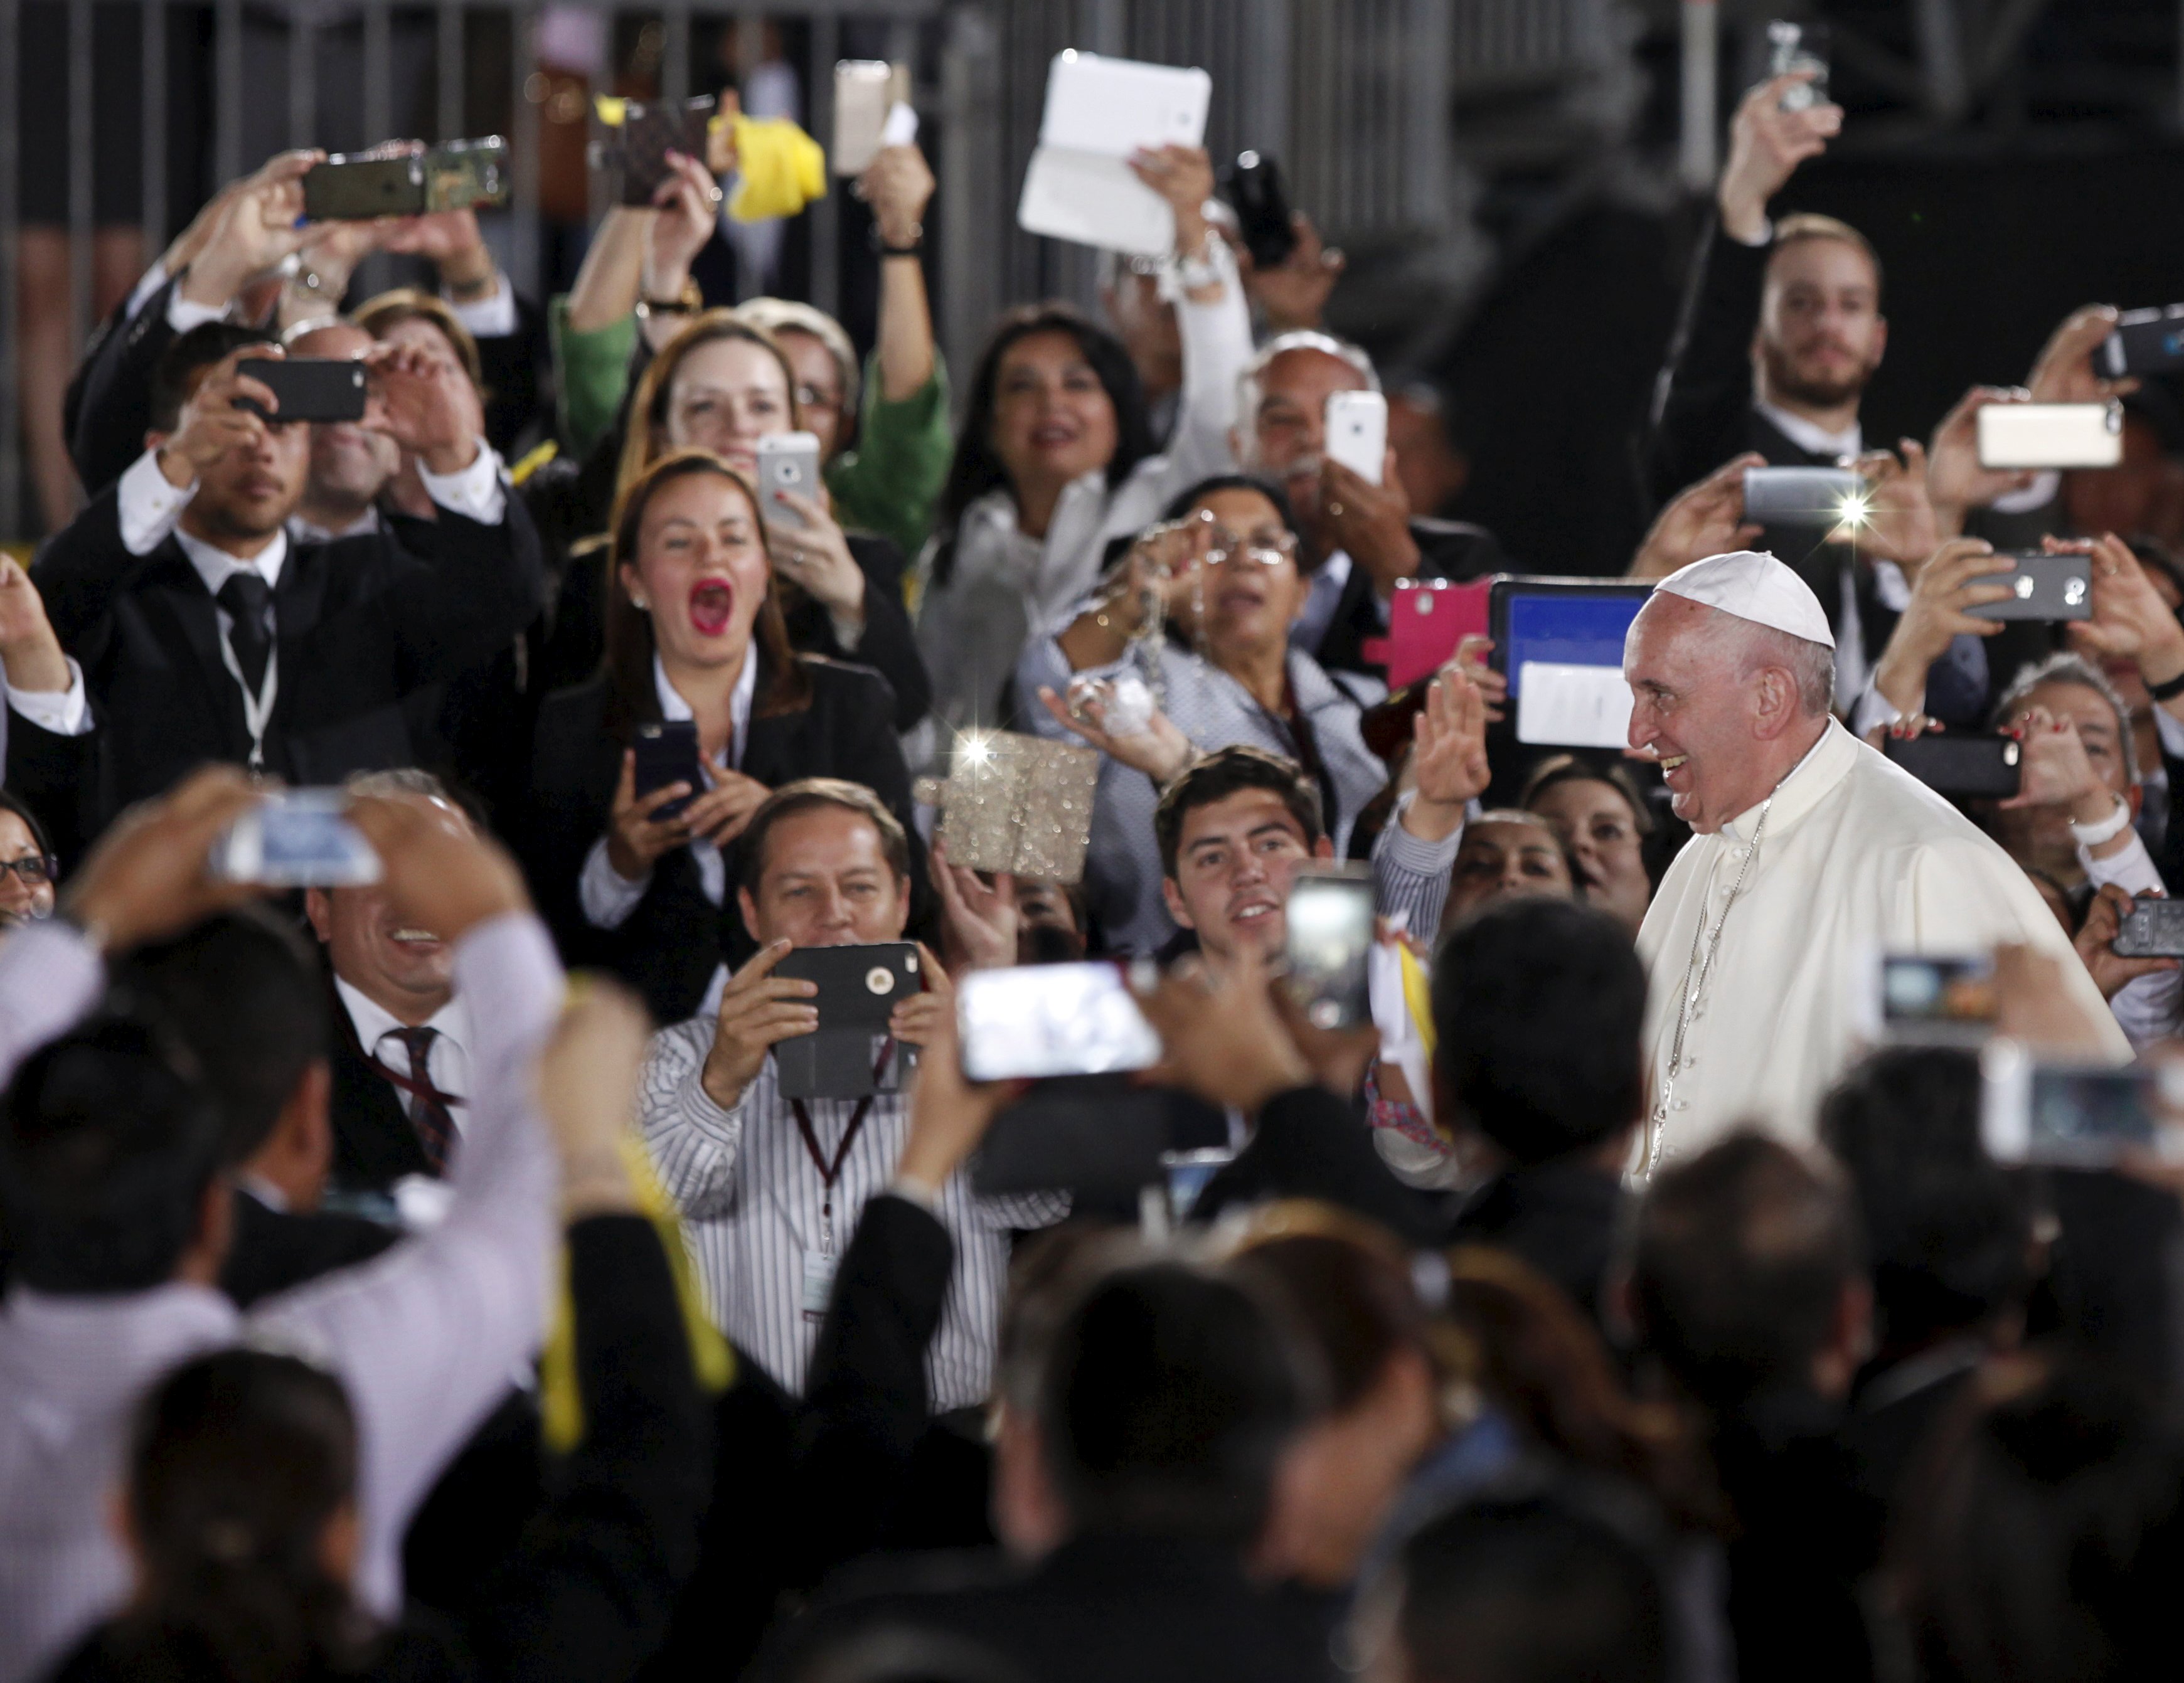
left=631, top=595, right=650, bottom=611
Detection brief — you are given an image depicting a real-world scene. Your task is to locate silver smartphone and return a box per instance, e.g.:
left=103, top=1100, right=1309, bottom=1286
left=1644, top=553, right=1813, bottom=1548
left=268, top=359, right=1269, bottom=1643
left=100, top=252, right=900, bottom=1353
left=1966, top=553, right=2092, bottom=622
left=209, top=790, right=381, bottom=888
left=833, top=60, right=907, bottom=176
left=755, top=430, right=824, bottom=531
left=957, top=960, right=1163, bottom=1083
left=1282, top=865, right=1376, bottom=1031
left=1324, top=390, right=1387, bottom=485
left=1980, top=1039, right=2184, bottom=1167
left=1742, top=465, right=1865, bottom=525
left=1976, top=402, right=2124, bottom=470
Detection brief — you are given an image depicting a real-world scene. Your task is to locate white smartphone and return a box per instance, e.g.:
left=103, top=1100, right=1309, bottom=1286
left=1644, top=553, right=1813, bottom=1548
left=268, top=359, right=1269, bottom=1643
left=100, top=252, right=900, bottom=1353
left=1976, top=401, right=2124, bottom=470
left=832, top=60, right=907, bottom=176
left=957, top=960, right=1163, bottom=1083
left=210, top=790, right=381, bottom=888
left=1979, top=1039, right=2184, bottom=1167
left=1324, top=390, right=1388, bottom=485
left=755, top=431, right=824, bottom=530
left=1018, top=51, right=1213, bottom=257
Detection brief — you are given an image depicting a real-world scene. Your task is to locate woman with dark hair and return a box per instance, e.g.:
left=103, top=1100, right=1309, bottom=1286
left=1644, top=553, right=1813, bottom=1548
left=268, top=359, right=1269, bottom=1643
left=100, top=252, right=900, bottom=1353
left=1017, top=474, right=1393, bottom=952
left=525, top=451, right=915, bottom=1023
left=912, top=147, right=1254, bottom=765
left=1520, top=755, right=1656, bottom=933
left=539, top=310, right=930, bottom=733
left=0, top=788, right=60, bottom=930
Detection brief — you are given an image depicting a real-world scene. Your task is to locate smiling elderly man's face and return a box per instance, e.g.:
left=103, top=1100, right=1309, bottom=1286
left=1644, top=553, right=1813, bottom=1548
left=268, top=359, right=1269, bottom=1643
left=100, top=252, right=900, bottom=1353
left=1623, top=593, right=1831, bottom=834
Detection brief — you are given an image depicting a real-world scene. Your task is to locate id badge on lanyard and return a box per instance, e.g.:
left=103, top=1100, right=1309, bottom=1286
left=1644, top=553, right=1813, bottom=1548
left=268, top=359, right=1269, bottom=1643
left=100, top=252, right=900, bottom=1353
left=217, top=632, right=279, bottom=772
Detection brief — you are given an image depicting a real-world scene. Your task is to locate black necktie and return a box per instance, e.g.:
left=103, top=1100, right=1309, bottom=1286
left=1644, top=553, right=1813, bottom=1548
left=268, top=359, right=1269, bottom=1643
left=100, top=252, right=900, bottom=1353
left=387, top=1026, right=457, bottom=1176
left=215, top=573, right=273, bottom=695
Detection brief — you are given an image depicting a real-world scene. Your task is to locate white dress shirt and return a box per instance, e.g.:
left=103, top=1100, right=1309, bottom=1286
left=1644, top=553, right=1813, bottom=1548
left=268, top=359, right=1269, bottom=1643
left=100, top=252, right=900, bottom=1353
left=640, top=1017, right=1065, bottom=1410
left=579, top=651, right=758, bottom=934
left=334, top=975, right=475, bottom=1133
left=0, top=913, right=562, bottom=1683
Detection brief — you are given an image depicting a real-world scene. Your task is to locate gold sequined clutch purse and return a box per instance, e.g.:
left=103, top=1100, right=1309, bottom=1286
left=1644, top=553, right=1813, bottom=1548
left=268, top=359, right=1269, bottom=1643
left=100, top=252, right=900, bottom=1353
left=914, top=732, right=1100, bottom=884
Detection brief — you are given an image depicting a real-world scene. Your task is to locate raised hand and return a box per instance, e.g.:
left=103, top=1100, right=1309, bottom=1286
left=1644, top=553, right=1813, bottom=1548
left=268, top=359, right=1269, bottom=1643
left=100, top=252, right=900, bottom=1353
left=700, top=939, right=818, bottom=1109
left=1841, top=445, right=1942, bottom=569
left=377, top=208, right=500, bottom=299
left=180, top=154, right=318, bottom=310
left=2076, top=883, right=2180, bottom=1001
left=887, top=943, right=955, bottom=1049
left=1321, top=457, right=1420, bottom=593
left=859, top=142, right=935, bottom=248
left=1235, top=210, right=1345, bottom=334
left=0, top=559, right=68, bottom=694
left=643, top=151, right=721, bottom=311
left=605, top=750, right=695, bottom=879
left=765, top=491, right=866, bottom=620
left=61, top=766, right=268, bottom=953
left=1129, top=145, right=1218, bottom=270
left=2000, top=705, right=2110, bottom=818
left=1404, top=666, right=1490, bottom=841
left=1037, top=681, right=1195, bottom=785
left=1868, top=537, right=2012, bottom=719
left=2027, top=304, right=2139, bottom=406
left=534, top=979, right=649, bottom=1218
left=1629, top=453, right=1766, bottom=581
left=365, top=341, right=482, bottom=474
left=1717, top=72, right=1843, bottom=243
left=931, top=837, right=1020, bottom=974
left=893, top=987, right=1020, bottom=1201
left=2069, top=533, right=2184, bottom=693
left=1925, top=386, right=2038, bottom=531
left=1132, top=944, right=1313, bottom=1115
left=156, top=347, right=284, bottom=487
left=344, top=787, right=530, bottom=942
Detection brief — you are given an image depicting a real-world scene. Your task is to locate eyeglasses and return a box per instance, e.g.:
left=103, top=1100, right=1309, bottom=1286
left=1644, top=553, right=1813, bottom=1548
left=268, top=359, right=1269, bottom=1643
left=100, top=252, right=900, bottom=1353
left=1203, top=525, right=1299, bottom=568
left=0, top=854, right=56, bottom=888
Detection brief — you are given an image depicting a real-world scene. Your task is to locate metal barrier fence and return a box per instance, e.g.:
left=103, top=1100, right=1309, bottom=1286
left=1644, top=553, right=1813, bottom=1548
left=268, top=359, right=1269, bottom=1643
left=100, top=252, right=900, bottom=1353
left=0, top=0, right=1612, bottom=539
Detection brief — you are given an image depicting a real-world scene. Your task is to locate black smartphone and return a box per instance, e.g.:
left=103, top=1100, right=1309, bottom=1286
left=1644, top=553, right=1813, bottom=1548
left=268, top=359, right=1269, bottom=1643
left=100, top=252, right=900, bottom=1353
left=234, top=358, right=368, bottom=424
left=972, top=1077, right=1173, bottom=1197
left=2102, top=307, right=2184, bottom=380
left=1282, top=866, right=1375, bottom=1030
left=599, top=95, right=716, bottom=206
left=774, top=942, right=924, bottom=1102
left=302, top=137, right=509, bottom=220
left=1882, top=732, right=2023, bottom=800
left=1220, top=150, right=1296, bottom=270
left=632, top=720, right=701, bottom=822
left=1968, top=553, right=2093, bottom=622
left=2114, top=900, right=2184, bottom=959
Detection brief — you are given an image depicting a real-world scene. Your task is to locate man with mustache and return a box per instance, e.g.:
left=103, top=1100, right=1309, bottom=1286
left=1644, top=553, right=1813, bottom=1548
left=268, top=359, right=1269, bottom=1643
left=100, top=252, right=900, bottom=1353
left=1624, top=549, right=2123, bottom=1171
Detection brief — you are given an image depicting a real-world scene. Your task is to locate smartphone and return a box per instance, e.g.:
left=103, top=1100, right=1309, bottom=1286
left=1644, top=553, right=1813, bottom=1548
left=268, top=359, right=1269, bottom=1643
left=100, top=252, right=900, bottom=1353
left=2114, top=900, right=2184, bottom=959
left=1966, top=553, right=2092, bottom=622
left=1860, top=952, right=1998, bottom=1046
left=233, top=358, right=367, bottom=425
left=1163, top=1147, right=1235, bottom=1222
left=599, top=96, right=716, bottom=206
left=302, top=137, right=508, bottom=220
left=632, top=719, right=701, bottom=822
left=1976, top=402, right=2124, bottom=470
left=1981, top=1039, right=2184, bottom=1167
left=1358, top=576, right=1497, bottom=691
left=1742, top=465, right=1865, bottom=525
left=1220, top=149, right=1297, bottom=270
left=210, top=791, right=380, bottom=888
left=1283, top=865, right=1375, bottom=1031
left=756, top=432, right=824, bottom=531
left=1882, top=731, right=2022, bottom=799
left=2101, top=306, right=2184, bottom=380
left=957, top=960, right=1162, bottom=1083
left=1768, top=19, right=1830, bottom=110
left=1325, top=391, right=1388, bottom=486
left=833, top=60, right=909, bottom=177
left=773, top=942, right=924, bottom=1101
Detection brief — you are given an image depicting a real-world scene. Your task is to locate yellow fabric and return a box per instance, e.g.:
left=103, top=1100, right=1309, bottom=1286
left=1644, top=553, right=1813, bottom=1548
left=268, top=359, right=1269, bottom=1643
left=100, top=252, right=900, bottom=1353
left=509, top=440, right=559, bottom=486
left=592, top=95, right=629, bottom=126
left=538, top=1135, right=734, bottom=1453
left=727, top=114, right=826, bottom=223
left=1399, top=942, right=1436, bottom=1059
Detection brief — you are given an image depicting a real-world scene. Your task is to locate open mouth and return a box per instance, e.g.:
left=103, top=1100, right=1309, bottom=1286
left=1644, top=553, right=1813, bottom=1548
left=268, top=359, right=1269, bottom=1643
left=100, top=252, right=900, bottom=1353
left=1030, top=422, right=1079, bottom=449
left=390, top=927, right=442, bottom=948
left=1230, top=898, right=1280, bottom=926
left=689, top=579, right=735, bottom=637
left=1659, top=754, right=1689, bottom=772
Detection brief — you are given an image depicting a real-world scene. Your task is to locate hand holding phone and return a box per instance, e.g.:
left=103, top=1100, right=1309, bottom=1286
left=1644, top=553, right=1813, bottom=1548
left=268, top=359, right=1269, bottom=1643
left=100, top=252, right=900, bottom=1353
left=235, top=358, right=368, bottom=424
left=1324, top=391, right=1387, bottom=485
left=1981, top=1040, right=2184, bottom=1167
left=632, top=719, right=701, bottom=822
left=756, top=432, right=825, bottom=531
left=210, top=790, right=381, bottom=887
left=1282, top=866, right=1375, bottom=1029
left=1882, top=731, right=2023, bottom=799
left=1976, top=402, right=2123, bottom=470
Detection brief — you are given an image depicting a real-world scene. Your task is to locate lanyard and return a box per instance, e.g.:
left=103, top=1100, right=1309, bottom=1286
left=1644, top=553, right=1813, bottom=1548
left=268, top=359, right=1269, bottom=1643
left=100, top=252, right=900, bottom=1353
left=788, top=1041, right=895, bottom=1253
left=215, top=625, right=279, bottom=772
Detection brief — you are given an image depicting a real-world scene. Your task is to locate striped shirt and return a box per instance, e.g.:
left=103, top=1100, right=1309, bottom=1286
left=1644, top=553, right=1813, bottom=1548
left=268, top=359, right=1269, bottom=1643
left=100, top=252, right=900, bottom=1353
left=641, top=1020, right=1067, bottom=1411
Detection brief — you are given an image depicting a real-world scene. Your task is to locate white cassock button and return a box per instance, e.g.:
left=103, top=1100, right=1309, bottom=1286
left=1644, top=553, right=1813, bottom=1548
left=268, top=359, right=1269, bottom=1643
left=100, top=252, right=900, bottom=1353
left=1673, top=1100, right=1690, bottom=1112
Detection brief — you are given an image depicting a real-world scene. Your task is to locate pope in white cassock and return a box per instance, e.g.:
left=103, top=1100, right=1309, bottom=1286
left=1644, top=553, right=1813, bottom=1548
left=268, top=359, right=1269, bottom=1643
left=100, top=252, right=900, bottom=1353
left=1626, top=550, right=2128, bottom=1169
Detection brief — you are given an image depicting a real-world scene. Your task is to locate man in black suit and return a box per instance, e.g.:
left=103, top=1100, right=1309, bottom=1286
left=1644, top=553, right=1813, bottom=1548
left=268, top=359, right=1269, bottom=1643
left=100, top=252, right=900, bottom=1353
left=110, top=906, right=397, bottom=1309
left=777, top=1260, right=1336, bottom=1683
left=6, top=321, right=543, bottom=863
left=1232, top=330, right=1508, bottom=691
left=305, top=768, right=479, bottom=1201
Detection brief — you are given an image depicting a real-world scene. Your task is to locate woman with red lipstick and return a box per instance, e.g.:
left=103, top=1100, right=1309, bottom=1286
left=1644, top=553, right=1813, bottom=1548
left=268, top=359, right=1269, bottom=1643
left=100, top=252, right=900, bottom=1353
left=536, top=313, right=932, bottom=736
left=524, top=452, right=917, bottom=1022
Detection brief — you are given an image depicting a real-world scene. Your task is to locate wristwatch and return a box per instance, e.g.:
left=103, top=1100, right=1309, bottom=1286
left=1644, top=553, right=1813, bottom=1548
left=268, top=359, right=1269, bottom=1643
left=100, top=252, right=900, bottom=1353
left=634, top=277, right=705, bottom=321
left=870, top=221, right=923, bottom=257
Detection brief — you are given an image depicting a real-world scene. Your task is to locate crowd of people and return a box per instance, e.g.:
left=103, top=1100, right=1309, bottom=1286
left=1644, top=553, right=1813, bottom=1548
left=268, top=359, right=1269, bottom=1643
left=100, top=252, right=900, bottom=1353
left=5, top=52, right=2184, bottom=1683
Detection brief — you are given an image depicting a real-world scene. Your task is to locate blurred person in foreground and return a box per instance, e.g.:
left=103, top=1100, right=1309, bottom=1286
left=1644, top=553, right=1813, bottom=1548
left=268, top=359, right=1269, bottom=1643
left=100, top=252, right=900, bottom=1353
left=1625, top=549, right=2118, bottom=1169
